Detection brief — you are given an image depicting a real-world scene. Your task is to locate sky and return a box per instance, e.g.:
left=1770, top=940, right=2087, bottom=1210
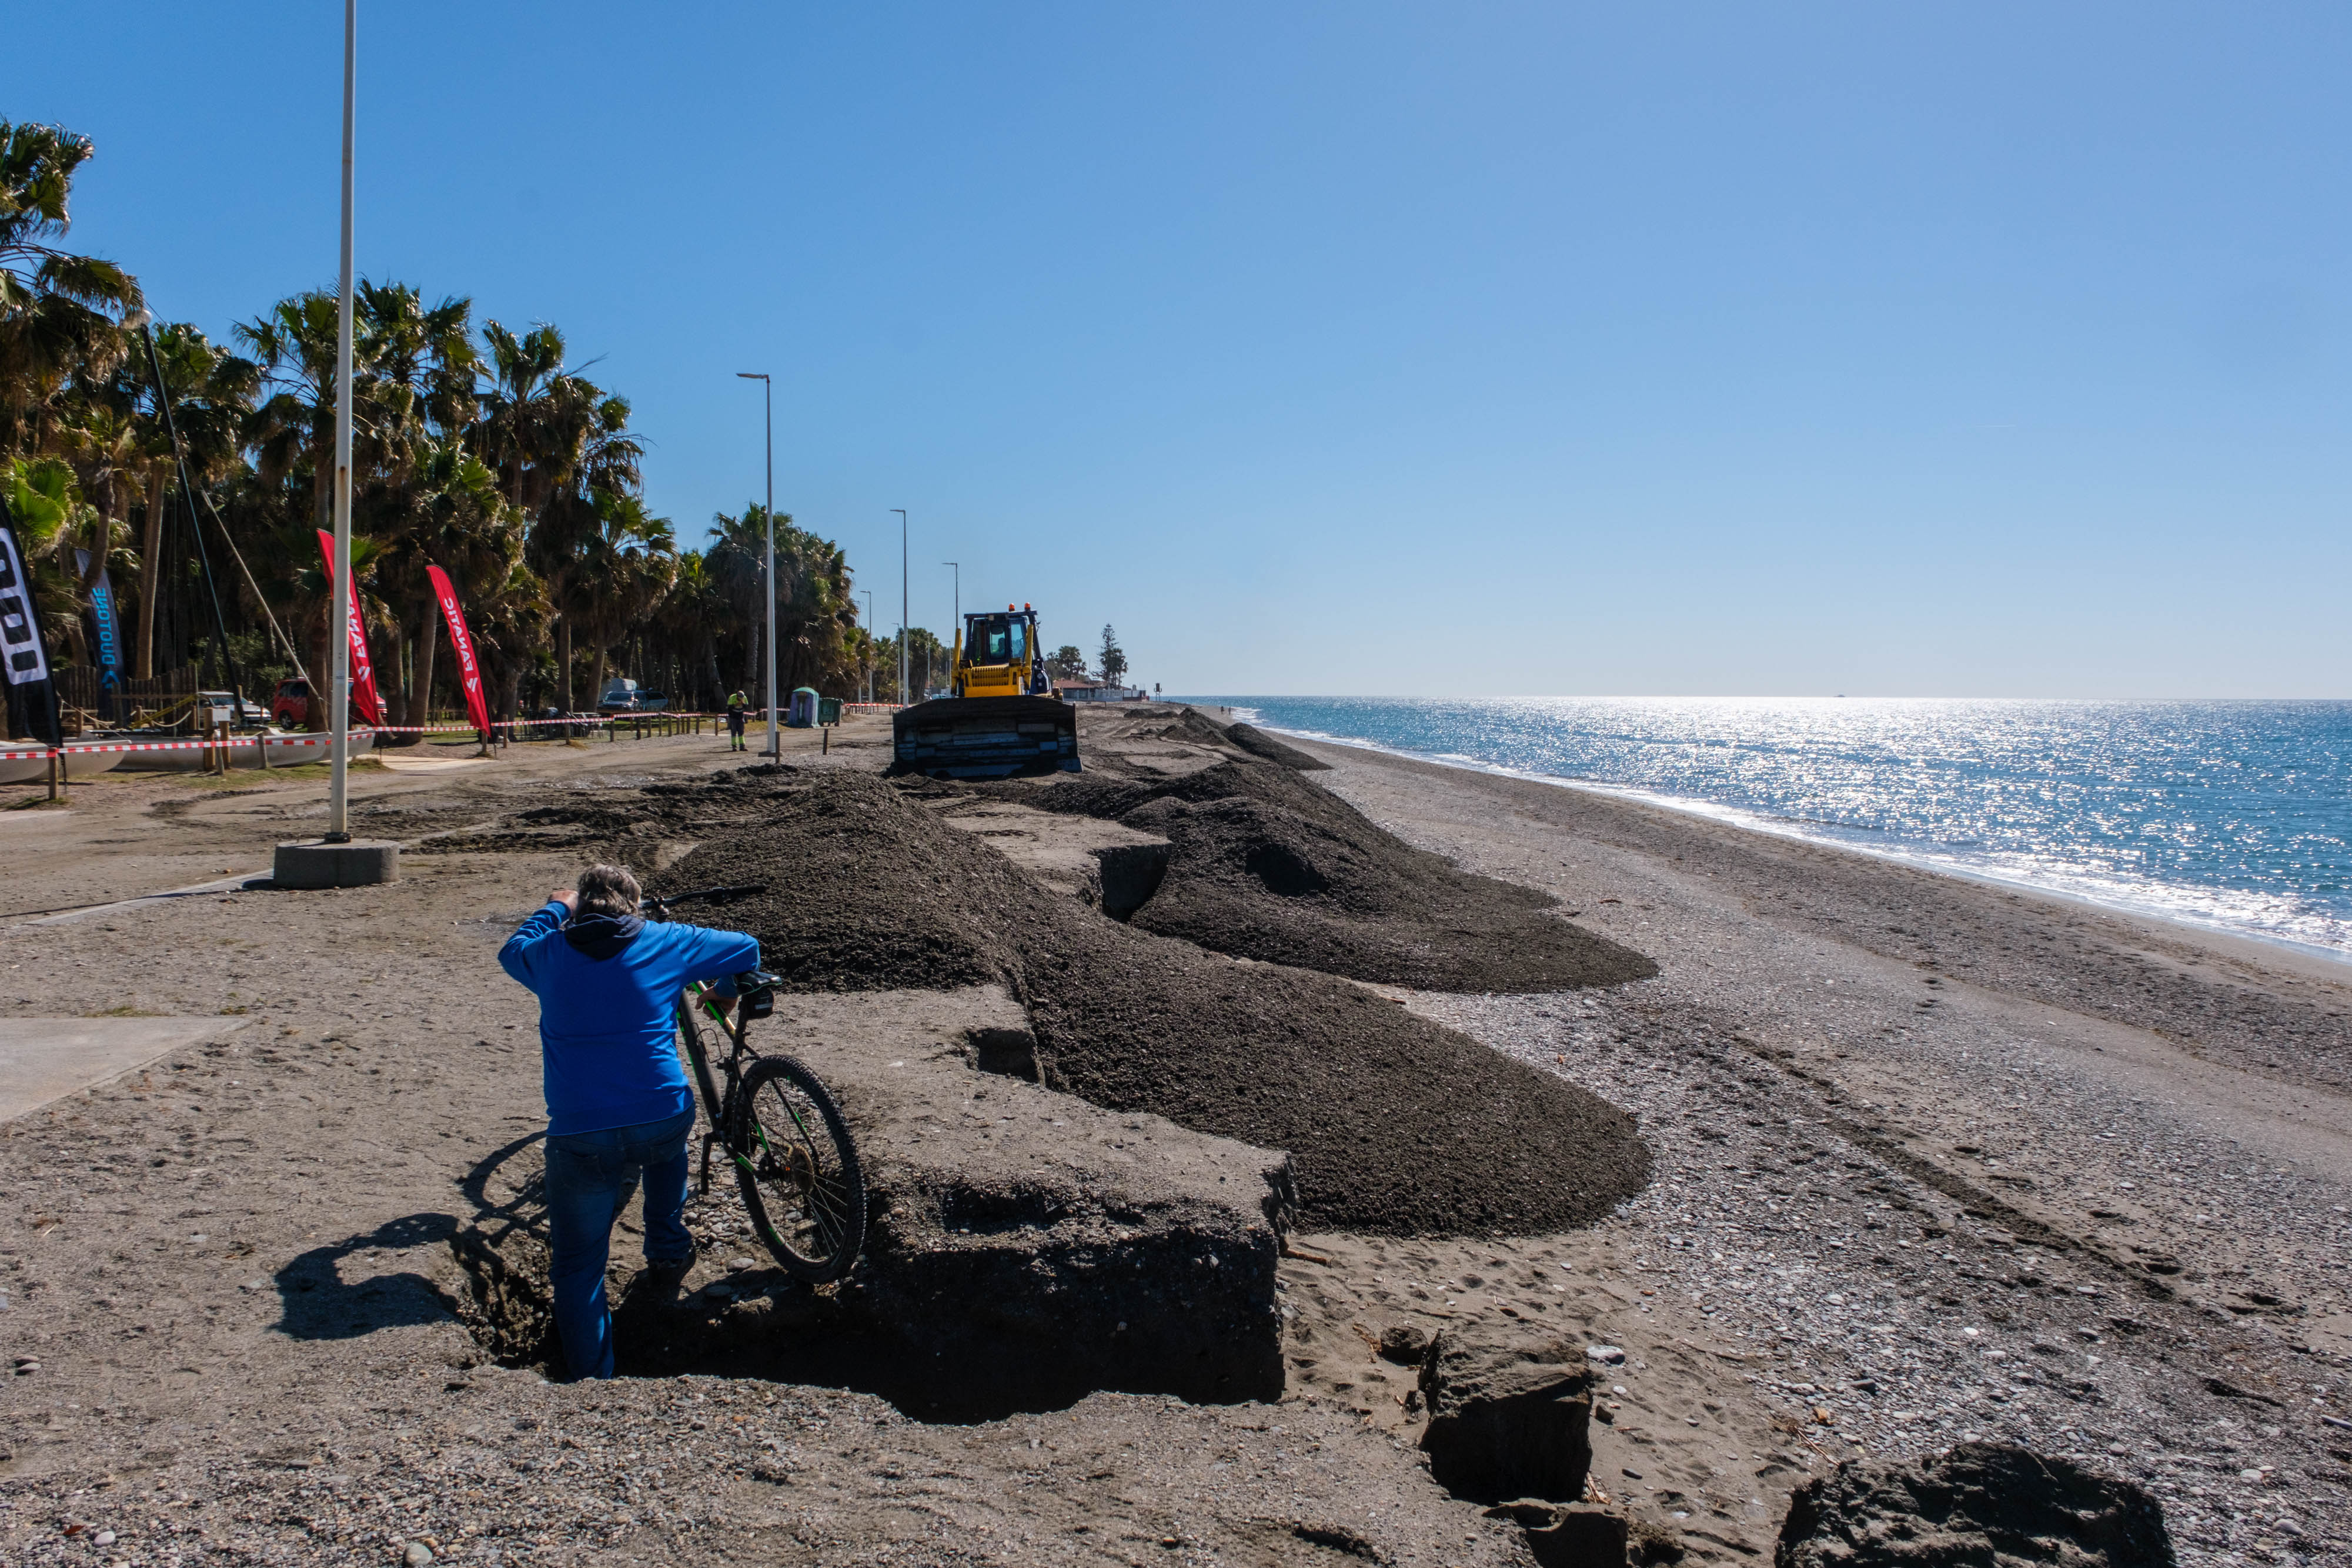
left=15, top=2, right=2352, bottom=697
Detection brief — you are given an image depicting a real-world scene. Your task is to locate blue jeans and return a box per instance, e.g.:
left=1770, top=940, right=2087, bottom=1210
left=543, top=1107, right=695, bottom=1380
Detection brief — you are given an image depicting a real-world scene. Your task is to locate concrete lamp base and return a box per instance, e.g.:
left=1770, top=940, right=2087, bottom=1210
left=273, top=839, right=400, bottom=889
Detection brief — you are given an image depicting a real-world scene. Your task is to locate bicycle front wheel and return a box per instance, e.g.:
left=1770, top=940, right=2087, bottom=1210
left=731, top=1055, right=866, bottom=1283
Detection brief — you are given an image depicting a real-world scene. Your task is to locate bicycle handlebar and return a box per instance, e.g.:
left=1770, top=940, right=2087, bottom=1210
left=639, top=883, right=768, bottom=914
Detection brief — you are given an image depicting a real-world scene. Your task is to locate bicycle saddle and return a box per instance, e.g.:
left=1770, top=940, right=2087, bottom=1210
left=733, top=969, right=780, bottom=1021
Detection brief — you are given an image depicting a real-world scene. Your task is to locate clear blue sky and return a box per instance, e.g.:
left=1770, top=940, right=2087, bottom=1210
left=18, top=3, right=2351, bottom=696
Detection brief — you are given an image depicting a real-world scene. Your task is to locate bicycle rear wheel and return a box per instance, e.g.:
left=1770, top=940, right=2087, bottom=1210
left=731, top=1054, right=866, bottom=1283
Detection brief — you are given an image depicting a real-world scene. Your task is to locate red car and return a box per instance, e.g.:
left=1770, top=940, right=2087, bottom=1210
left=271, top=678, right=312, bottom=728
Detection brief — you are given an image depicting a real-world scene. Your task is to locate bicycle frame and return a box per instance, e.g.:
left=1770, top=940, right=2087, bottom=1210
left=676, top=980, right=831, bottom=1209
left=677, top=981, right=749, bottom=1195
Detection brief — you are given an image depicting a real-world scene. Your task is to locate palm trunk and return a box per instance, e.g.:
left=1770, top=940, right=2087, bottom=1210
left=390, top=616, right=410, bottom=728
left=134, top=467, right=166, bottom=678
left=557, top=614, right=573, bottom=714
left=588, top=637, right=608, bottom=714
left=413, top=599, right=439, bottom=731
left=309, top=601, right=335, bottom=731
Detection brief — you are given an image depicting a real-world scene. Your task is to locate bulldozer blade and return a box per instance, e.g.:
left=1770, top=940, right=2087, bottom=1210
left=889, top=696, right=1081, bottom=780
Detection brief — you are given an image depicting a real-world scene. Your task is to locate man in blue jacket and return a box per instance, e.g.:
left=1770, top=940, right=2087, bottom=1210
left=499, top=863, right=761, bottom=1380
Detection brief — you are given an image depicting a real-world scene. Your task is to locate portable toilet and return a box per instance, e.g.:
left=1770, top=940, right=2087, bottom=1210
left=786, top=687, right=820, bottom=728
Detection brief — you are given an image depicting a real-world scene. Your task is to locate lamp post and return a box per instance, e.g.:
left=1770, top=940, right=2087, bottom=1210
left=735, top=372, right=778, bottom=757
left=325, top=0, right=357, bottom=842
left=890, top=509, right=908, bottom=706
left=941, top=561, right=958, bottom=693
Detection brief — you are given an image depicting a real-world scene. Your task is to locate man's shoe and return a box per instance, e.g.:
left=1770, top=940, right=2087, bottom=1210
left=645, top=1245, right=696, bottom=1283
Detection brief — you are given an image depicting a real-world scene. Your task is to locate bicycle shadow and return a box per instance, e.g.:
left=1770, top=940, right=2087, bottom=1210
left=269, top=1211, right=460, bottom=1341
left=458, top=1125, right=551, bottom=1244
left=442, top=1127, right=566, bottom=1367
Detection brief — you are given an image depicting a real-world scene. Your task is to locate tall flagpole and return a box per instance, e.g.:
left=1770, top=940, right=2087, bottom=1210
left=326, top=0, right=356, bottom=843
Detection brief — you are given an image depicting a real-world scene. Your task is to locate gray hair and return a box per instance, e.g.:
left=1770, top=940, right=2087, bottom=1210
left=576, top=864, right=642, bottom=920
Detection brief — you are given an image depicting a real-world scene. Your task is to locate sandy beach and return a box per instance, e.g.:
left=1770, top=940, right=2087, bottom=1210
left=1, top=708, right=2346, bottom=1565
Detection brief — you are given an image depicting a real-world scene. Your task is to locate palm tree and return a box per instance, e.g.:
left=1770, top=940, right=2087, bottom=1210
left=2, top=456, right=103, bottom=664
left=775, top=524, right=860, bottom=693
left=373, top=435, right=523, bottom=725
left=345, top=284, right=491, bottom=726
left=482, top=321, right=642, bottom=711
left=0, top=121, right=142, bottom=461
left=653, top=550, right=731, bottom=711
left=704, top=503, right=775, bottom=693
left=4, top=127, right=890, bottom=727
left=128, top=323, right=259, bottom=675
left=567, top=489, right=676, bottom=707
left=237, top=290, right=345, bottom=537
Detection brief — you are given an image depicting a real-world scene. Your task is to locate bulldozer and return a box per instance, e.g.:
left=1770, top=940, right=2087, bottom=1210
left=889, top=603, right=1080, bottom=778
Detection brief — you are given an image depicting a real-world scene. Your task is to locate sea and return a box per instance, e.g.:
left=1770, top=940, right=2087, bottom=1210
left=1169, top=697, right=2352, bottom=963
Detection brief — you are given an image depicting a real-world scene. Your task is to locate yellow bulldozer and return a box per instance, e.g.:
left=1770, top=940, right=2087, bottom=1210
left=889, top=603, right=1080, bottom=778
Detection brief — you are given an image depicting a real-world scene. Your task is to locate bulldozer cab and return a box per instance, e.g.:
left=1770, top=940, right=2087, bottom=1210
left=954, top=607, right=1047, bottom=701
left=961, top=611, right=1030, bottom=670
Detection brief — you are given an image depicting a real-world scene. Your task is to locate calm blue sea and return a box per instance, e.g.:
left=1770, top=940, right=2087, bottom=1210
left=1171, top=697, right=2352, bottom=961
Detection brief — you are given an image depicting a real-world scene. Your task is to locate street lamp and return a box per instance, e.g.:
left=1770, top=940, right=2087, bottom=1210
left=941, top=561, right=958, bottom=694
left=890, top=509, right=908, bottom=706
left=735, top=372, right=778, bottom=758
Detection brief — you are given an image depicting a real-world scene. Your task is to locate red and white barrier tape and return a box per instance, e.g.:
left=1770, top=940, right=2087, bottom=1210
left=66, top=737, right=335, bottom=754
left=4, top=707, right=863, bottom=762
left=1, top=735, right=345, bottom=758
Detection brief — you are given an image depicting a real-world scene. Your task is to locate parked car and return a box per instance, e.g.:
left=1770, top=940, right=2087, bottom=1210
left=270, top=678, right=312, bottom=728
left=196, top=690, right=270, bottom=728
left=597, top=678, right=640, bottom=713
left=524, top=706, right=598, bottom=741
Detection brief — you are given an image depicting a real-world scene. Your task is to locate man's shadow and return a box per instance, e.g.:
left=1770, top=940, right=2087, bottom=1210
left=269, top=1211, right=460, bottom=1340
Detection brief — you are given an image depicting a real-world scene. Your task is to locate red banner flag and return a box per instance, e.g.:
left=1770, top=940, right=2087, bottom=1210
left=314, top=529, right=386, bottom=727
left=426, top=564, right=493, bottom=737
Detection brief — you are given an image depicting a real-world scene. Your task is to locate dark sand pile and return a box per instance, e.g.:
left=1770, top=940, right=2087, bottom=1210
left=1226, top=722, right=1331, bottom=770
left=1005, top=754, right=1658, bottom=993
left=1776, top=1443, right=2173, bottom=1567
left=652, top=772, right=1649, bottom=1236
left=649, top=772, right=1018, bottom=994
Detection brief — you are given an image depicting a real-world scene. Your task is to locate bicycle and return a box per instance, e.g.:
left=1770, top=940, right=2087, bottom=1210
left=639, top=884, right=867, bottom=1284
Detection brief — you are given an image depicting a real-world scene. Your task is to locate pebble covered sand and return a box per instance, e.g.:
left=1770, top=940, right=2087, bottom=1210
left=1304, top=741, right=2352, bottom=1564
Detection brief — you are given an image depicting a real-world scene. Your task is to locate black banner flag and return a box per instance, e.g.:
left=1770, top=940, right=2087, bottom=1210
left=0, top=489, right=62, bottom=747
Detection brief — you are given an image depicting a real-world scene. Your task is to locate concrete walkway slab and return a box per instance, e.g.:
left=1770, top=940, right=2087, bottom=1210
left=0, top=1016, right=247, bottom=1123
left=19, top=872, right=269, bottom=926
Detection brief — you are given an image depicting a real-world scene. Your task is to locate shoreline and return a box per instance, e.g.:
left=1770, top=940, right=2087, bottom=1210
left=1239, top=714, right=2352, bottom=975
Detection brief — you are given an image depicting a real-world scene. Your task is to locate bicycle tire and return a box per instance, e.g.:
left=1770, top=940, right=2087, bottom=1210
left=730, top=1054, right=866, bottom=1283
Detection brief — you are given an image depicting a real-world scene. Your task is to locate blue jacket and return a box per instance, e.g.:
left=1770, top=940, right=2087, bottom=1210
left=499, top=901, right=762, bottom=1136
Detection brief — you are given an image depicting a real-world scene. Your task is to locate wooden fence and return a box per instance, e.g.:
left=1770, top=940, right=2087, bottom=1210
left=49, top=667, right=201, bottom=735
